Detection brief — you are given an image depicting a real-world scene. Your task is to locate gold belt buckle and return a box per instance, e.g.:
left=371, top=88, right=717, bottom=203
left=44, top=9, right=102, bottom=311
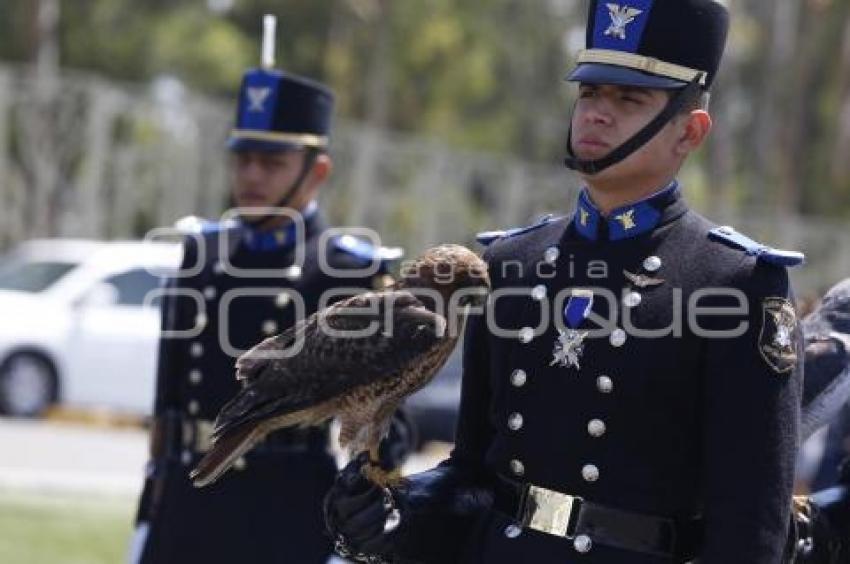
left=521, top=484, right=583, bottom=539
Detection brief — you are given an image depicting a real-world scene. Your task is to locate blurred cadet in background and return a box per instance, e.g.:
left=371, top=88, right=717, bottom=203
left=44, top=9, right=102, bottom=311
left=804, top=279, right=850, bottom=491
left=130, top=17, right=410, bottom=564
left=790, top=278, right=850, bottom=563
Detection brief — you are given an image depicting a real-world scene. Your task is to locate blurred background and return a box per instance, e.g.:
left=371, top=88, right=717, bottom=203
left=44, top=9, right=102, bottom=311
left=0, top=0, right=849, bottom=562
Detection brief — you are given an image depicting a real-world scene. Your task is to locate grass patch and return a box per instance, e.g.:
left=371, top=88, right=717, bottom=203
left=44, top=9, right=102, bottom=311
left=0, top=490, right=134, bottom=564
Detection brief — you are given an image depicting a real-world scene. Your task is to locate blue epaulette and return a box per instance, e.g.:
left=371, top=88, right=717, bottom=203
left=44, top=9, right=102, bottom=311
left=333, top=235, right=403, bottom=265
left=708, top=226, right=805, bottom=268
left=476, top=215, right=559, bottom=246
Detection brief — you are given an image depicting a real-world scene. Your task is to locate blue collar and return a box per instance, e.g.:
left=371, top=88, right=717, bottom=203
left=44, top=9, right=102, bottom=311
left=572, top=182, right=682, bottom=242
left=241, top=201, right=321, bottom=252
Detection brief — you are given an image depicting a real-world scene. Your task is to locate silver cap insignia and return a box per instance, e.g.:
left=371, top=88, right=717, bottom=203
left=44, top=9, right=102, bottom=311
left=605, top=4, right=643, bottom=41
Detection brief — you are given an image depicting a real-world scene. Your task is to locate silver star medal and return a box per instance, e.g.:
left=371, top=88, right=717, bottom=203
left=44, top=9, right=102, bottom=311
left=551, top=289, right=594, bottom=370
left=550, top=329, right=589, bottom=370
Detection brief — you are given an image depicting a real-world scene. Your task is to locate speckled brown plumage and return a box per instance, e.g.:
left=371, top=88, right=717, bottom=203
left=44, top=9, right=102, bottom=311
left=191, top=244, right=489, bottom=487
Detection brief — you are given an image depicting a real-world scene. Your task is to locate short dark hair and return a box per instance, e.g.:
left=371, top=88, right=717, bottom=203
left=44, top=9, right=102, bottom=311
left=671, top=89, right=711, bottom=115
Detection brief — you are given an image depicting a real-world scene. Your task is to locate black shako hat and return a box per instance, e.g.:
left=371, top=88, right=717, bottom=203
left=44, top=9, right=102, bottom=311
left=227, top=69, right=335, bottom=153
left=567, top=0, right=730, bottom=90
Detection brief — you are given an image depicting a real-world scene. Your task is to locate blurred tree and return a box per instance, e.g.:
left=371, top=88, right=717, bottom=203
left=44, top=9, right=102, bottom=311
left=323, top=0, right=576, bottom=160
left=0, top=0, right=848, bottom=219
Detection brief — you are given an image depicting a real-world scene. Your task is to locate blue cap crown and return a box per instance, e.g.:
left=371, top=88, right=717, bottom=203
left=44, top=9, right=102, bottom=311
left=228, top=69, right=334, bottom=153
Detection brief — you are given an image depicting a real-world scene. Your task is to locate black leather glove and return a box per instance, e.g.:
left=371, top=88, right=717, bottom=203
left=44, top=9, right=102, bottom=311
left=325, top=456, right=494, bottom=564
left=324, top=454, right=400, bottom=561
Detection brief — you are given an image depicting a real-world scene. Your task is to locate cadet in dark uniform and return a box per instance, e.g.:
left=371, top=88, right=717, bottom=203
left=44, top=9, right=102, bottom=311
left=130, top=56, right=405, bottom=563
left=785, top=279, right=850, bottom=563
left=324, top=1, right=806, bottom=563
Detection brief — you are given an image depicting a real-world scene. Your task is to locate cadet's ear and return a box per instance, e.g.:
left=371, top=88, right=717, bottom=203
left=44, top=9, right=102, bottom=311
left=309, top=153, right=333, bottom=185
left=674, top=110, right=712, bottom=156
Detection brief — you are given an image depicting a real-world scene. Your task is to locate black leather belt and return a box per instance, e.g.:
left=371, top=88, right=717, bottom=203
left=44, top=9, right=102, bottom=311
left=494, top=474, right=702, bottom=560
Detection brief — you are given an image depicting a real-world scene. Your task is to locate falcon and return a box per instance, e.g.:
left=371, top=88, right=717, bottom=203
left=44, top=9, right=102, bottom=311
left=190, top=244, right=489, bottom=488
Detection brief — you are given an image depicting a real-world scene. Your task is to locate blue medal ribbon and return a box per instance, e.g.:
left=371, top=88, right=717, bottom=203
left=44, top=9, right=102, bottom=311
left=564, top=290, right=594, bottom=329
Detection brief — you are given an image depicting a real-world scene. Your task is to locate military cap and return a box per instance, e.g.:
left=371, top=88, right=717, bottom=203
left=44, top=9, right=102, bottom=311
left=567, top=0, right=730, bottom=89
left=227, top=69, right=335, bottom=153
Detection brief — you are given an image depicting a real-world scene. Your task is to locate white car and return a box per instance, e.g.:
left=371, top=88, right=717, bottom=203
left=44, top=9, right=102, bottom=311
left=0, top=239, right=182, bottom=417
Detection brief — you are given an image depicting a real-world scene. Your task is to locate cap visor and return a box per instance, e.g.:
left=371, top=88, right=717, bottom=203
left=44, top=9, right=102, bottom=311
left=566, top=63, right=687, bottom=89
left=226, top=137, right=303, bottom=153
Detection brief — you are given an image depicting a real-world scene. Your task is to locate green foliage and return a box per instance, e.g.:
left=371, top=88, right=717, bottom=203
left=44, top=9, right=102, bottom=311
left=0, top=0, right=849, bottom=217
left=148, top=6, right=254, bottom=93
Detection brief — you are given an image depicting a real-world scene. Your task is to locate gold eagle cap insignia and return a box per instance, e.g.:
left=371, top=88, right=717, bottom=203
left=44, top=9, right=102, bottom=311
left=605, top=4, right=644, bottom=40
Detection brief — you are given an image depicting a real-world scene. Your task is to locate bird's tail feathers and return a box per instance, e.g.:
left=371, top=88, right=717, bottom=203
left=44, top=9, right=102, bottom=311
left=190, top=423, right=263, bottom=488
left=192, top=406, right=336, bottom=488
left=210, top=391, right=282, bottom=441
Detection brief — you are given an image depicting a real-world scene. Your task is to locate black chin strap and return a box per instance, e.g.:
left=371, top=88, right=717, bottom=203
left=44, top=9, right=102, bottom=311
left=564, top=75, right=704, bottom=176
left=242, top=148, right=319, bottom=230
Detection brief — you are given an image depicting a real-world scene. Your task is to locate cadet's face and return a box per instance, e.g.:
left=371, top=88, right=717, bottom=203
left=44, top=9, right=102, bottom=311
left=230, top=149, right=311, bottom=209
left=571, top=84, right=687, bottom=182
